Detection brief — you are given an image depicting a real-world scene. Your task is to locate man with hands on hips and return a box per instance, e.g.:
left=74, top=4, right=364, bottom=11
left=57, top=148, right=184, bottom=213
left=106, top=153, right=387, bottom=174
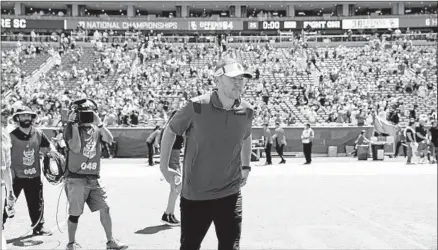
left=160, top=58, right=254, bottom=250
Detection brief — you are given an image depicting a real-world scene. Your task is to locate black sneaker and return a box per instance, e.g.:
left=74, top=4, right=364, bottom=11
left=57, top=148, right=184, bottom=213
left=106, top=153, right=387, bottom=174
left=161, top=213, right=179, bottom=226
left=169, top=214, right=180, bottom=225
left=33, top=227, right=53, bottom=236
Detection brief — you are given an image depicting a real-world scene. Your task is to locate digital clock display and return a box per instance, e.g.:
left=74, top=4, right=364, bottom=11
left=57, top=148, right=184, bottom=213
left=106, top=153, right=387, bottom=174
left=262, top=21, right=280, bottom=30
left=244, top=21, right=297, bottom=30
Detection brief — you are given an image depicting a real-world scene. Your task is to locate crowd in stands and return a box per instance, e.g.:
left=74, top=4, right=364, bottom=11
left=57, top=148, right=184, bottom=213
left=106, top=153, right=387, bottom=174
left=1, top=29, right=437, bottom=128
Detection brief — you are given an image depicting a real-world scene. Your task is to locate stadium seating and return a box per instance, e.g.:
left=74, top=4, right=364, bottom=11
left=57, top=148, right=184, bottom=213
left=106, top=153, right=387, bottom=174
left=1, top=34, right=437, bottom=128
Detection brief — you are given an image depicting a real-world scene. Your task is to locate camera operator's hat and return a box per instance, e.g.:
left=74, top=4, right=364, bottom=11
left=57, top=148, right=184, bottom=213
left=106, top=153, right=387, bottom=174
left=12, top=107, right=37, bottom=120
left=214, top=58, right=253, bottom=79
left=71, top=98, right=98, bottom=111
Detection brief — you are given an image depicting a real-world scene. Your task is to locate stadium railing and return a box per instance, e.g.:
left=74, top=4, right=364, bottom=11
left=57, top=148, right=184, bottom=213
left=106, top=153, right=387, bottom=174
left=0, top=34, right=217, bottom=44
left=2, top=33, right=436, bottom=45
left=226, top=33, right=438, bottom=43
left=2, top=13, right=436, bottom=21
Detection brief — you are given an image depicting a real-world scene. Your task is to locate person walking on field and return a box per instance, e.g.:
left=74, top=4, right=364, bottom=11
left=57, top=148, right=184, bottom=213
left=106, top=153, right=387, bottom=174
left=160, top=58, right=254, bottom=250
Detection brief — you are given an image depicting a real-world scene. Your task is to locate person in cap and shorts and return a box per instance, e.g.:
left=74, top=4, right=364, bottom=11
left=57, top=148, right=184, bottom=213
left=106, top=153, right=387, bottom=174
left=1, top=107, right=16, bottom=249
left=3, top=107, right=53, bottom=235
left=63, top=99, right=127, bottom=250
left=160, top=58, right=254, bottom=250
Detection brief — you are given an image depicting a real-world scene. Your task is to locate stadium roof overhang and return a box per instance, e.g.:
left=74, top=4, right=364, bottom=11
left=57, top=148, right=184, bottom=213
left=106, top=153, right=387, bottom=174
left=1, top=0, right=432, bottom=10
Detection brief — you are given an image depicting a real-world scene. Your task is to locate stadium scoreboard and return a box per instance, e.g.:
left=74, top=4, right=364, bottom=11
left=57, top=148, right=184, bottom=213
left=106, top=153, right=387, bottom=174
left=244, top=20, right=297, bottom=30
left=243, top=20, right=343, bottom=30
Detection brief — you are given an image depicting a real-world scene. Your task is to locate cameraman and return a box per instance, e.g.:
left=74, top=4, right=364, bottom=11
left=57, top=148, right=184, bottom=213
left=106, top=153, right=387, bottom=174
left=63, top=99, right=127, bottom=250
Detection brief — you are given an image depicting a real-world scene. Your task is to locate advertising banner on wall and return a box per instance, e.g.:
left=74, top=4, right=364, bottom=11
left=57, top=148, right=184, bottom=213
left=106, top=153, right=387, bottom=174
left=65, top=20, right=188, bottom=30
left=342, top=18, right=399, bottom=29
left=399, top=15, right=437, bottom=28
left=1, top=18, right=64, bottom=29
left=244, top=20, right=297, bottom=30
left=187, top=21, right=243, bottom=30
left=299, top=20, right=342, bottom=29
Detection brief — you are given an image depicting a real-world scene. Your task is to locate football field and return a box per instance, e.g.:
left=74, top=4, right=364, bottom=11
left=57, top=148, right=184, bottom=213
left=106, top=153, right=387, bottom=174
left=3, top=157, right=437, bottom=250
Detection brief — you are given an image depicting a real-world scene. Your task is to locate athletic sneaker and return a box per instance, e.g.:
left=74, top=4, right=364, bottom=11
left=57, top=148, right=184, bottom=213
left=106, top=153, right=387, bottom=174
left=170, top=214, right=180, bottom=225
left=161, top=213, right=180, bottom=226
left=66, top=242, right=81, bottom=250
left=106, top=239, right=128, bottom=250
left=33, top=227, right=52, bottom=236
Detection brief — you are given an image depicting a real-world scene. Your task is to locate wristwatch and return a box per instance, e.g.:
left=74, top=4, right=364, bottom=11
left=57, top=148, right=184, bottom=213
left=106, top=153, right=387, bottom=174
left=242, top=166, right=251, bottom=171
left=97, top=123, right=104, bottom=128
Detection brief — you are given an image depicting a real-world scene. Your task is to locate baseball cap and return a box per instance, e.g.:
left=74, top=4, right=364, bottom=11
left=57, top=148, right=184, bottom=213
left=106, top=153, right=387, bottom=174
left=214, top=58, right=253, bottom=79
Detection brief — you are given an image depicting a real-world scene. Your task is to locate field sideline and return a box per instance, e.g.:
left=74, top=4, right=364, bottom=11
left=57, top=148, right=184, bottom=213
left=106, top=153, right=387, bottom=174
left=3, top=157, right=437, bottom=250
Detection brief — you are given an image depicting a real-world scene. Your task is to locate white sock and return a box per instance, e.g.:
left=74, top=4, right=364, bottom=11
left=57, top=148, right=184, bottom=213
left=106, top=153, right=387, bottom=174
left=2, top=235, right=7, bottom=250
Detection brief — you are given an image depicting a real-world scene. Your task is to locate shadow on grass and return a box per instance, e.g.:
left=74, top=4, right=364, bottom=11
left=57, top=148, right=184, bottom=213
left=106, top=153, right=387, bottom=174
left=135, top=224, right=174, bottom=235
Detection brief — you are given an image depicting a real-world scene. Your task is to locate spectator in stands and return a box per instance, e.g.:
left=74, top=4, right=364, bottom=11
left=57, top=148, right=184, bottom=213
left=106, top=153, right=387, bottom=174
left=409, top=105, right=418, bottom=120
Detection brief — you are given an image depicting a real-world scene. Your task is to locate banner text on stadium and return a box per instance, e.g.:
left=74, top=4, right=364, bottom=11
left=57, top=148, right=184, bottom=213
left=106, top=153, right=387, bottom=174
left=188, top=21, right=242, bottom=30
left=1, top=18, right=64, bottom=29
left=342, top=18, right=399, bottom=29
left=302, top=21, right=341, bottom=29
left=66, top=20, right=185, bottom=30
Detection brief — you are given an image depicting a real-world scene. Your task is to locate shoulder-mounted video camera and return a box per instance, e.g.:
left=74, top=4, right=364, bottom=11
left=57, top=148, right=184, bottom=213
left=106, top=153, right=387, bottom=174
left=69, top=98, right=98, bottom=124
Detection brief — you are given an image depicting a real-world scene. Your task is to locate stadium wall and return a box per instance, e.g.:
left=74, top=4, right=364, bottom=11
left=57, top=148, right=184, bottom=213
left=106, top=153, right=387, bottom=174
left=41, top=126, right=374, bottom=157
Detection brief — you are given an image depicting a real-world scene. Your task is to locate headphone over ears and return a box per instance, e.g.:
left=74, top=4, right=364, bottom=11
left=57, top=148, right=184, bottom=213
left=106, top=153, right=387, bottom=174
left=69, top=98, right=98, bottom=111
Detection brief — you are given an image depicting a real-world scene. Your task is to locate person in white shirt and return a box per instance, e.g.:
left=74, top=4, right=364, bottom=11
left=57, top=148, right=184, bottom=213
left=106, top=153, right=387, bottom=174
left=301, top=123, right=314, bottom=164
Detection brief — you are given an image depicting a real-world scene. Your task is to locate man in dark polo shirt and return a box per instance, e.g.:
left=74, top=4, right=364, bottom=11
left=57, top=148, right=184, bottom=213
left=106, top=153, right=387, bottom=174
left=160, top=58, right=254, bottom=250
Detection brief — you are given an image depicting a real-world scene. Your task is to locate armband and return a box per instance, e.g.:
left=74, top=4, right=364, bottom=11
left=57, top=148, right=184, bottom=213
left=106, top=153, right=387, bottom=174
left=242, top=166, right=251, bottom=171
